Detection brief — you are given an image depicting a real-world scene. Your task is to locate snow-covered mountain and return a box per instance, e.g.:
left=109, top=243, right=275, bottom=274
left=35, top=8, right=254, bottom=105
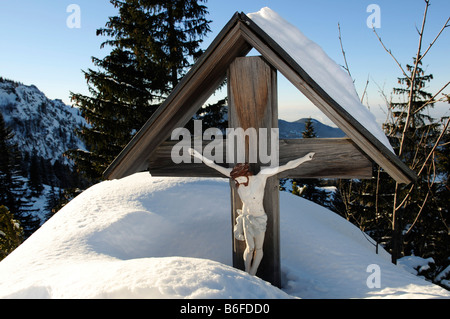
left=0, top=78, right=86, bottom=165
left=0, top=78, right=88, bottom=223
left=279, top=118, right=345, bottom=139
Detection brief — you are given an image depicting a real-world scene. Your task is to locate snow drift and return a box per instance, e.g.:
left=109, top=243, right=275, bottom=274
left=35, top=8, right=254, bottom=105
left=0, top=173, right=448, bottom=299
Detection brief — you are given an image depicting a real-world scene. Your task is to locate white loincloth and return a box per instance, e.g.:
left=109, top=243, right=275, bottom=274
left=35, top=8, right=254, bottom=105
left=234, top=209, right=267, bottom=249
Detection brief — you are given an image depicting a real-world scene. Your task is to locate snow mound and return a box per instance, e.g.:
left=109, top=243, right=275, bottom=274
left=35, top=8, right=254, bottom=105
left=0, top=173, right=448, bottom=299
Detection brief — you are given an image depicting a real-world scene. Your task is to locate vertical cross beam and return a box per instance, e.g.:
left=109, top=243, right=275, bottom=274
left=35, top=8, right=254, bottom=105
left=227, top=56, right=280, bottom=287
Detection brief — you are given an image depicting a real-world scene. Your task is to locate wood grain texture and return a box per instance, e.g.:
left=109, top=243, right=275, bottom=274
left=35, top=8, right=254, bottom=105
left=148, top=138, right=373, bottom=179
left=228, top=56, right=281, bottom=287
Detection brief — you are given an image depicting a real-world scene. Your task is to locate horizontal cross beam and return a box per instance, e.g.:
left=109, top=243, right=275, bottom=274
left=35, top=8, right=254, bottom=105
left=148, top=138, right=373, bottom=179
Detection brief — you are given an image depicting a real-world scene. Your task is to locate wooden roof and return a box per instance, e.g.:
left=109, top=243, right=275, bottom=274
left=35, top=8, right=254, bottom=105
left=103, top=12, right=416, bottom=184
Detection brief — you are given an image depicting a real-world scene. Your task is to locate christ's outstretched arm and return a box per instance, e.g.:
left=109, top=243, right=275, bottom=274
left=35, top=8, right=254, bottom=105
left=188, top=148, right=232, bottom=177
left=259, top=152, right=315, bottom=176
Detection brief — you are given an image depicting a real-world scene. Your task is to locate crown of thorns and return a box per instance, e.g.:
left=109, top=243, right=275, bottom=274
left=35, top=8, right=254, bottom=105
left=230, top=163, right=252, bottom=179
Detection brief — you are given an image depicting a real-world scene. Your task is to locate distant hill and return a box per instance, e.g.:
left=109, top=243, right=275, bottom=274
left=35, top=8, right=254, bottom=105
left=278, top=118, right=345, bottom=139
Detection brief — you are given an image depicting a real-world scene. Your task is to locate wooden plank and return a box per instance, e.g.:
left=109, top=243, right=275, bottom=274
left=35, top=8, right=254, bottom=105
left=149, top=139, right=227, bottom=177
left=148, top=138, right=373, bottom=179
left=228, top=56, right=281, bottom=287
left=277, top=138, right=373, bottom=179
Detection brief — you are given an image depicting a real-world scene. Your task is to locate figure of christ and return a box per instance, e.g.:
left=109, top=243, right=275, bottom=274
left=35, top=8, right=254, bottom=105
left=189, top=148, right=315, bottom=276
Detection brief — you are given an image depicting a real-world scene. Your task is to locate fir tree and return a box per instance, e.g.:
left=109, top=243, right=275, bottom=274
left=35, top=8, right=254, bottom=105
left=337, top=0, right=450, bottom=272
left=28, top=153, right=44, bottom=196
left=0, top=113, right=40, bottom=238
left=382, top=58, right=445, bottom=263
left=66, top=0, right=211, bottom=181
left=302, top=117, right=317, bottom=138
left=185, top=97, right=228, bottom=134
left=0, top=205, right=23, bottom=261
left=336, top=57, right=448, bottom=271
left=290, top=118, right=329, bottom=206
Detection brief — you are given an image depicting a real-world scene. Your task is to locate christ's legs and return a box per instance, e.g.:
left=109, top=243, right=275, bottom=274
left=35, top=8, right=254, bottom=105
left=243, top=235, right=255, bottom=273
left=249, top=232, right=265, bottom=276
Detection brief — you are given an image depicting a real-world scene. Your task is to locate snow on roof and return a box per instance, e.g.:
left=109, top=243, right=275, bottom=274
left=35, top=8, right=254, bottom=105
left=247, top=7, right=394, bottom=153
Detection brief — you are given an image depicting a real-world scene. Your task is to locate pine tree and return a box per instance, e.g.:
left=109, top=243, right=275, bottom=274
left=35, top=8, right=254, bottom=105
left=28, top=153, right=44, bottom=196
left=302, top=117, right=317, bottom=139
left=337, top=59, right=447, bottom=263
left=383, top=58, right=446, bottom=263
left=0, top=113, right=40, bottom=238
left=66, top=0, right=211, bottom=181
left=290, top=118, right=329, bottom=206
left=185, top=97, right=228, bottom=134
left=0, top=205, right=23, bottom=261
left=334, top=1, right=450, bottom=279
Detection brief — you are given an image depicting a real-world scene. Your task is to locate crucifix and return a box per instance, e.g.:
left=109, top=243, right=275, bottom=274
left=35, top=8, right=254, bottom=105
left=189, top=148, right=314, bottom=277
left=181, top=55, right=311, bottom=287
left=226, top=56, right=292, bottom=287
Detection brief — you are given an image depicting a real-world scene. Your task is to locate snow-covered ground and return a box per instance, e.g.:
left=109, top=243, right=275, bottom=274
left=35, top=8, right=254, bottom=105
left=0, top=173, right=448, bottom=299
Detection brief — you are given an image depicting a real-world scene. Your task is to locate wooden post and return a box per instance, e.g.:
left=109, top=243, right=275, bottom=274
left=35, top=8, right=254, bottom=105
left=227, top=56, right=280, bottom=287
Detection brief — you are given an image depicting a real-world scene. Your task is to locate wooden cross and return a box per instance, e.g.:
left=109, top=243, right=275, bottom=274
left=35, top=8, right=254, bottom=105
left=147, top=56, right=373, bottom=287
left=228, top=56, right=282, bottom=286
left=185, top=56, right=297, bottom=286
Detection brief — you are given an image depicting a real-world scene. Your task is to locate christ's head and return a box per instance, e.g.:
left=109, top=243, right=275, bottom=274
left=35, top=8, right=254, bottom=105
left=230, top=163, right=253, bottom=188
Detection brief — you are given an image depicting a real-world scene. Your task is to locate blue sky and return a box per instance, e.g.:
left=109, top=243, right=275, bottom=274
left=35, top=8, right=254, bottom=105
left=0, top=0, right=448, bottom=125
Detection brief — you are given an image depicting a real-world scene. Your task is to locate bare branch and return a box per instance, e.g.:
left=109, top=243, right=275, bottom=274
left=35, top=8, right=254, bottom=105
left=394, top=117, right=450, bottom=212
left=417, top=117, right=450, bottom=176
left=338, top=22, right=352, bottom=79
left=399, top=0, right=430, bottom=156
left=405, top=188, right=430, bottom=234
left=419, top=16, right=450, bottom=63
left=360, top=75, right=370, bottom=104
left=372, top=28, right=409, bottom=80
left=414, top=81, right=450, bottom=114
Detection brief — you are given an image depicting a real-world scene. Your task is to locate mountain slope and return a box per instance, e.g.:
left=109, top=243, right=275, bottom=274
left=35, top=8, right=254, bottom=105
left=0, top=173, right=447, bottom=299
left=0, top=77, right=89, bottom=223
left=278, top=118, right=345, bottom=139
left=0, top=78, right=86, bottom=165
